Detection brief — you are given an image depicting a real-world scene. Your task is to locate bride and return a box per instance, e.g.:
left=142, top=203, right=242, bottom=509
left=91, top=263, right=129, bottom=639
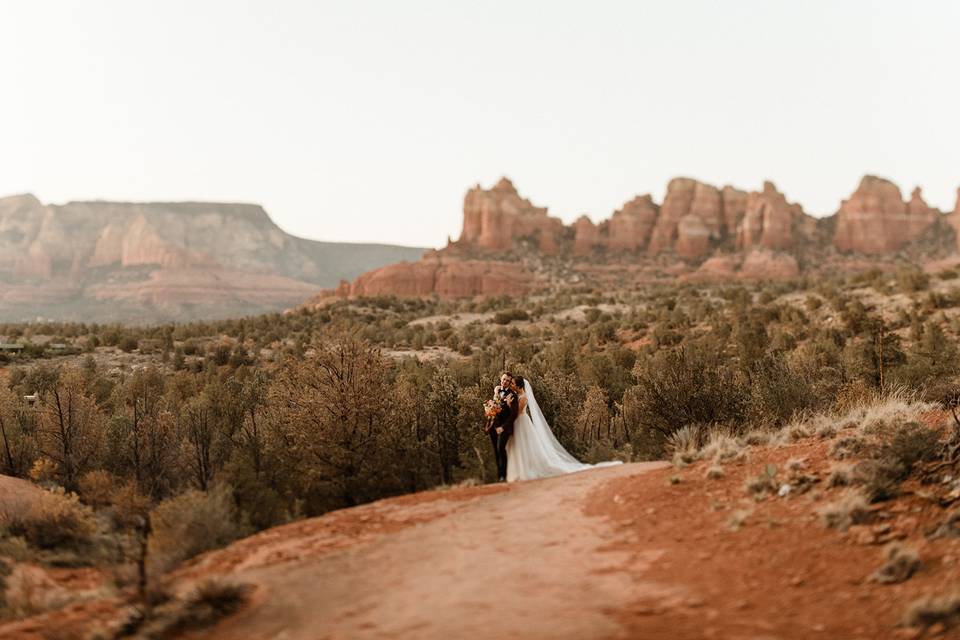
left=506, top=376, right=622, bottom=482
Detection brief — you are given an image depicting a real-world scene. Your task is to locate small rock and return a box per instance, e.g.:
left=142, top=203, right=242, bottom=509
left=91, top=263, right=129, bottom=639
left=789, top=576, right=805, bottom=587
left=778, top=484, right=792, bottom=497
left=892, top=628, right=922, bottom=640
left=812, top=623, right=826, bottom=632
left=898, top=516, right=919, bottom=534
left=929, top=622, right=946, bottom=636
left=848, top=525, right=877, bottom=545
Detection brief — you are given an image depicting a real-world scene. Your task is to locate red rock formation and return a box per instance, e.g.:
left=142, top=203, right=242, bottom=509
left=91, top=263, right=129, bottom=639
left=648, top=178, right=697, bottom=254
left=573, top=216, right=601, bottom=257
left=0, top=194, right=423, bottom=321
left=459, top=177, right=564, bottom=255
left=736, top=182, right=807, bottom=252
left=686, top=254, right=739, bottom=282
left=572, top=195, right=659, bottom=256
left=648, top=179, right=728, bottom=258
left=739, top=249, right=800, bottom=280
left=607, top=195, right=658, bottom=252
left=722, top=187, right=749, bottom=237
left=350, top=256, right=537, bottom=298
left=834, top=176, right=939, bottom=254
left=675, top=214, right=712, bottom=259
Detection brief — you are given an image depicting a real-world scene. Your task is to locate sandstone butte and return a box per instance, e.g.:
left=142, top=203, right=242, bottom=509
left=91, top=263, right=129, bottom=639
left=311, top=175, right=960, bottom=302
left=0, top=195, right=424, bottom=322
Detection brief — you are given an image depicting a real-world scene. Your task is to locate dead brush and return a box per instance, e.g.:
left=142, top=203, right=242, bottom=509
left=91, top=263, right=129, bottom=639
left=871, top=543, right=921, bottom=584
left=902, top=592, right=960, bottom=630
left=784, top=457, right=819, bottom=494
left=826, top=463, right=854, bottom=488
left=130, top=579, right=252, bottom=639
left=829, top=435, right=869, bottom=460
left=700, top=430, right=746, bottom=465
left=744, top=464, right=779, bottom=501
left=667, top=425, right=701, bottom=467
left=819, top=491, right=871, bottom=531
left=704, top=464, right=725, bottom=480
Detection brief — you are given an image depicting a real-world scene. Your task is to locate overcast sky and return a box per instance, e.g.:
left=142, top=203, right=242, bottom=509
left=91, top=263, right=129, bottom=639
left=1, top=1, right=958, bottom=247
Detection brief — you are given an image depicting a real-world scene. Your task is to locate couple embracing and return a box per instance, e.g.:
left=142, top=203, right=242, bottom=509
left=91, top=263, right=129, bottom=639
left=483, top=372, right=621, bottom=482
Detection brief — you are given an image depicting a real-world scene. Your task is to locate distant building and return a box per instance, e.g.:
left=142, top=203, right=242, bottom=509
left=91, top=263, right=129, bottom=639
left=0, top=343, right=24, bottom=352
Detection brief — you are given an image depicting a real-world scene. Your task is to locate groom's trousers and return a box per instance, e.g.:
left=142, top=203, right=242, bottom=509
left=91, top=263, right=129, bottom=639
left=489, top=428, right=511, bottom=481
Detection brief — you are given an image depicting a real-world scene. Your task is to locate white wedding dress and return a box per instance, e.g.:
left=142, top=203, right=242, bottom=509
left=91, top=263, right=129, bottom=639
left=506, top=380, right=622, bottom=482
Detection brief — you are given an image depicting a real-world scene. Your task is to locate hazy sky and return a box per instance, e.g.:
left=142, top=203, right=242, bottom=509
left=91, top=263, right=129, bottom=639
left=1, top=1, right=958, bottom=247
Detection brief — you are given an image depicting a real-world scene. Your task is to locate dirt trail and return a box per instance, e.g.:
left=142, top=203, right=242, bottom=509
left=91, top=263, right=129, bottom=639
left=177, top=462, right=668, bottom=640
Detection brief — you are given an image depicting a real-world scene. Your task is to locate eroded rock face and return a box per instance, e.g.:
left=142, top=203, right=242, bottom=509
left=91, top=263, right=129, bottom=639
left=350, top=257, right=536, bottom=298
left=736, top=182, right=808, bottom=252
left=0, top=195, right=425, bottom=321
left=739, top=249, right=800, bottom=280
left=834, top=176, right=939, bottom=254
left=572, top=195, right=659, bottom=255
left=573, top=216, right=601, bottom=257
left=608, top=195, right=659, bottom=252
left=675, top=214, right=712, bottom=259
left=460, top=177, right=565, bottom=255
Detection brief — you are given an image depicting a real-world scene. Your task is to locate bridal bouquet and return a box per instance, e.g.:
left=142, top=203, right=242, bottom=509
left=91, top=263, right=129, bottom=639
left=484, top=399, right=503, bottom=419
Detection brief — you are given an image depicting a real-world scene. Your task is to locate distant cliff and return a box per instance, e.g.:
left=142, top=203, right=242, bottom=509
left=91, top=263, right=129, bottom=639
left=307, top=175, right=960, bottom=302
left=0, top=195, right=424, bottom=322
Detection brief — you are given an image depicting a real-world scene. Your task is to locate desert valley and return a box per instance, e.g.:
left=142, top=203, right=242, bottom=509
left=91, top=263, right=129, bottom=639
left=4, top=173, right=960, bottom=637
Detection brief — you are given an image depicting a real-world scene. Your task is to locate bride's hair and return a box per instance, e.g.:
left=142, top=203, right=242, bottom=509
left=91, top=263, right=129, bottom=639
left=514, top=375, right=526, bottom=390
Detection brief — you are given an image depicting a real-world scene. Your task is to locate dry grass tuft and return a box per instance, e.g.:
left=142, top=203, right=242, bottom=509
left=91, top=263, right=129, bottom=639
left=826, top=464, right=854, bottom=488
left=700, top=431, right=745, bottom=464
left=830, top=435, right=869, bottom=460
left=129, top=580, right=252, bottom=639
left=871, top=543, right=921, bottom=584
left=727, top=508, right=752, bottom=531
left=667, top=425, right=701, bottom=465
left=744, top=464, right=779, bottom=501
left=819, top=491, right=870, bottom=531
left=704, top=464, right=725, bottom=480
left=902, top=592, right=960, bottom=630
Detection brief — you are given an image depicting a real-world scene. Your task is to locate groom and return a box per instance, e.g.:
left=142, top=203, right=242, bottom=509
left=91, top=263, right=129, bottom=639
left=485, top=372, right=520, bottom=482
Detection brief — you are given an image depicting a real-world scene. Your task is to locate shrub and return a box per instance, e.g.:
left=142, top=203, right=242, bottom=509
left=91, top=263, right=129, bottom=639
left=130, top=579, right=251, bottom=638
left=877, top=421, right=941, bottom=473
left=632, top=344, right=747, bottom=440
left=1, top=489, right=97, bottom=551
left=830, top=435, right=869, bottom=460
left=148, top=484, right=245, bottom=577
left=746, top=355, right=816, bottom=426
left=902, top=592, right=960, bottom=629
left=897, top=267, right=930, bottom=293
left=819, top=491, right=870, bottom=531
left=78, top=470, right=116, bottom=508
left=745, top=464, right=779, bottom=500
left=854, top=458, right=905, bottom=502
left=492, top=309, right=529, bottom=325
left=110, top=482, right=152, bottom=529
left=871, top=543, right=921, bottom=584
left=826, top=464, right=853, bottom=488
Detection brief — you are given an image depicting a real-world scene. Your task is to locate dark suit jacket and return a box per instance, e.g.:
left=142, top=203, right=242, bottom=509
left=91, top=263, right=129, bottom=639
left=487, top=387, right=520, bottom=436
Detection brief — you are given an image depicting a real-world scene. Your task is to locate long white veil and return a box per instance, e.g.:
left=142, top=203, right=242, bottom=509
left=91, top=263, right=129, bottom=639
left=506, top=380, right=621, bottom=482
